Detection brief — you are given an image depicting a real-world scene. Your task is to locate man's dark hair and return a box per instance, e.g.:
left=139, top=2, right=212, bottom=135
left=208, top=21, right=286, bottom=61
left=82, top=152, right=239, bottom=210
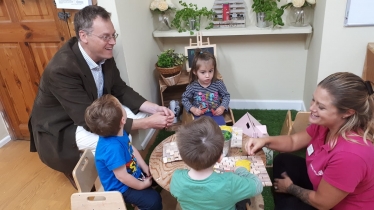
left=74, top=5, right=111, bottom=39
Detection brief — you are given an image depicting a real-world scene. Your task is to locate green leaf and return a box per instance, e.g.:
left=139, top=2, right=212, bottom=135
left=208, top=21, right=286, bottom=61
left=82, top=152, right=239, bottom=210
left=172, top=1, right=214, bottom=34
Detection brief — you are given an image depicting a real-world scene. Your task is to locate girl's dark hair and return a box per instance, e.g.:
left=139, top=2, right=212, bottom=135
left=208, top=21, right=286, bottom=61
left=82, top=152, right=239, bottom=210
left=85, top=94, right=123, bottom=137
left=189, top=48, right=218, bottom=83
left=74, top=5, right=111, bottom=40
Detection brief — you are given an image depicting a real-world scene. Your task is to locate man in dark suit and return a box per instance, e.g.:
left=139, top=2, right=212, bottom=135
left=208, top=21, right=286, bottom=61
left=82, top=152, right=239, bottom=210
left=28, top=5, right=174, bottom=189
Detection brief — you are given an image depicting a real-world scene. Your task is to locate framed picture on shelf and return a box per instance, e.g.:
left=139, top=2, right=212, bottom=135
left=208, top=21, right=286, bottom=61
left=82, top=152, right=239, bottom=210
left=184, top=44, right=217, bottom=72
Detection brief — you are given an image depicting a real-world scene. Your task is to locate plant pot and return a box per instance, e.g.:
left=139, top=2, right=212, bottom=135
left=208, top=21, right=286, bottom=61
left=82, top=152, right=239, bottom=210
left=287, top=6, right=311, bottom=27
left=160, top=71, right=182, bottom=86
left=158, top=12, right=172, bottom=31
left=256, top=12, right=270, bottom=28
left=155, top=64, right=182, bottom=75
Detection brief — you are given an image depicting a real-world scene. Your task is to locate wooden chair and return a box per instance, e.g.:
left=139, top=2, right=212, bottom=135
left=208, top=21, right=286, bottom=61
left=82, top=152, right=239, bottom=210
left=71, top=149, right=127, bottom=210
left=181, top=107, right=235, bottom=126
left=280, top=110, right=292, bottom=135
left=280, top=111, right=310, bottom=136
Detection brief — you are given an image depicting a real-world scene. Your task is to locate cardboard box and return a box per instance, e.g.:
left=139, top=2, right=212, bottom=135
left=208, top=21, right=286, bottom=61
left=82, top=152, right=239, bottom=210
left=281, top=110, right=311, bottom=136
left=362, top=43, right=374, bottom=82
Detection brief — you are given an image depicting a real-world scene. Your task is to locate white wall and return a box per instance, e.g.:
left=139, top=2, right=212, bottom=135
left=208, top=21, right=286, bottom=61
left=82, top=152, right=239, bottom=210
left=318, top=0, right=374, bottom=81
left=0, top=114, right=10, bottom=147
left=303, top=0, right=374, bottom=108
left=303, top=0, right=326, bottom=107
left=0, top=117, right=8, bottom=139
left=161, top=0, right=309, bottom=102
left=99, top=0, right=161, bottom=104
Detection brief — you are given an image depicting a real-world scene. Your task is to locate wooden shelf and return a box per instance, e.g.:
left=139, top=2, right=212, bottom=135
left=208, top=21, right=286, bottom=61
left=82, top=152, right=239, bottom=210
left=153, top=25, right=312, bottom=38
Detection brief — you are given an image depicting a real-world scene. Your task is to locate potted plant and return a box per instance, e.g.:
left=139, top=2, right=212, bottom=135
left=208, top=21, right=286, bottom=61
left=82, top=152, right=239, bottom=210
left=150, top=0, right=176, bottom=31
left=171, top=1, right=215, bottom=35
left=252, top=0, right=284, bottom=28
left=156, top=49, right=187, bottom=86
left=281, top=0, right=316, bottom=27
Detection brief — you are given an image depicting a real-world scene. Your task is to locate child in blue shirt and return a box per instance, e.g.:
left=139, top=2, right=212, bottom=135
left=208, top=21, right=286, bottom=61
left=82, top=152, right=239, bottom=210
left=85, top=94, right=162, bottom=210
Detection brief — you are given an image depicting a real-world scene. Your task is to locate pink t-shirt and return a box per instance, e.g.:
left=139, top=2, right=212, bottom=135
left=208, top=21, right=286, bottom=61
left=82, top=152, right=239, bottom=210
left=306, top=124, right=374, bottom=210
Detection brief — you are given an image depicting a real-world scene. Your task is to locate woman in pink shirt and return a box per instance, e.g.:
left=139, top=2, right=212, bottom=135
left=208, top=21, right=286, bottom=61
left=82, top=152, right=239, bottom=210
left=246, top=72, right=374, bottom=210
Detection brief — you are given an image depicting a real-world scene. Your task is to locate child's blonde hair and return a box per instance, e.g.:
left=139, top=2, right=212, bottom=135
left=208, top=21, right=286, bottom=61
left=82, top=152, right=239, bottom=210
left=189, top=48, right=218, bottom=83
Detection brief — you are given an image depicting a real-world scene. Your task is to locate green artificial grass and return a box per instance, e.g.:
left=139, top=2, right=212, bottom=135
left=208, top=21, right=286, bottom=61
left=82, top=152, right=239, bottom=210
left=144, top=109, right=305, bottom=210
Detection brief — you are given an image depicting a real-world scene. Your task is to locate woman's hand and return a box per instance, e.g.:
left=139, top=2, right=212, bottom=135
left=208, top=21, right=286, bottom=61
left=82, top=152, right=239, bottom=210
left=245, top=138, right=266, bottom=155
left=190, top=107, right=202, bottom=116
left=274, top=172, right=294, bottom=193
left=213, top=106, right=225, bottom=116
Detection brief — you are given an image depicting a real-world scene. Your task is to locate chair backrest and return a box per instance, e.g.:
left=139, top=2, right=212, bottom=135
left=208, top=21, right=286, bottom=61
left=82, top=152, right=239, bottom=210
left=71, top=149, right=127, bottom=210
left=291, top=112, right=310, bottom=134
left=280, top=110, right=292, bottom=135
left=72, top=149, right=98, bottom=193
left=71, top=191, right=127, bottom=210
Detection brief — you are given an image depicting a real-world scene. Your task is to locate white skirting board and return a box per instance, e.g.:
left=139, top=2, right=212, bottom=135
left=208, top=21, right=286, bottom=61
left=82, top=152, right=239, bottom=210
left=131, top=128, right=156, bottom=151
left=229, top=99, right=306, bottom=111
left=0, top=135, right=11, bottom=148
left=0, top=100, right=305, bottom=149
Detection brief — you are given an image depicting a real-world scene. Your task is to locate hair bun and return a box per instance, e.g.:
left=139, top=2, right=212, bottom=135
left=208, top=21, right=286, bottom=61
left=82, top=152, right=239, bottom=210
left=365, top=81, right=374, bottom=95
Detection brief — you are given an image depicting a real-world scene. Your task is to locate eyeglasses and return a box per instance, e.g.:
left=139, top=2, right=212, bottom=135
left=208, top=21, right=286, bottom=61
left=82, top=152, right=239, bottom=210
left=88, top=33, right=118, bottom=42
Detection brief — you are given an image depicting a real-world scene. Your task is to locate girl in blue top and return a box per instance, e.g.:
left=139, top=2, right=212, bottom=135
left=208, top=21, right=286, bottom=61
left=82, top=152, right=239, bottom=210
left=182, top=48, right=230, bottom=125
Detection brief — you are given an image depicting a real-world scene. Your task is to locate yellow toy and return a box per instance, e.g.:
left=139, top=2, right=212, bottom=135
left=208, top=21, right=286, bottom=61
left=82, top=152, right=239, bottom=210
left=235, top=159, right=251, bottom=171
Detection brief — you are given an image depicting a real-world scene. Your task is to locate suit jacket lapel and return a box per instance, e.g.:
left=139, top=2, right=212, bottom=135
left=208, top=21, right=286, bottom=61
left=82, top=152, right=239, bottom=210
left=72, top=41, right=98, bottom=100
left=102, top=59, right=113, bottom=95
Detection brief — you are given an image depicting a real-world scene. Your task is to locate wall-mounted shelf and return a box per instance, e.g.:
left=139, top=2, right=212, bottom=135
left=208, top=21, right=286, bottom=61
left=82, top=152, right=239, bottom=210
left=153, top=25, right=312, bottom=37
left=153, top=25, right=313, bottom=49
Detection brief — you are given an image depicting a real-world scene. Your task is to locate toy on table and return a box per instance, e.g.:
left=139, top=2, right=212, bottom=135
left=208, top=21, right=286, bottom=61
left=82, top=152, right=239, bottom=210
left=235, top=159, right=251, bottom=171
left=213, top=156, right=272, bottom=186
left=231, top=127, right=243, bottom=148
left=234, top=112, right=273, bottom=167
left=162, top=142, right=182, bottom=163
left=220, top=126, right=232, bottom=156
left=169, top=100, right=181, bottom=123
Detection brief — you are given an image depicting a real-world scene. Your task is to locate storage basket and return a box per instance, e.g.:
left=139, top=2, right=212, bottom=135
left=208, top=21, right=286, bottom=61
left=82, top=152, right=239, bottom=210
left=160, top=71, right=182, bottom=86
left=155, top=64, right=182, bottom=75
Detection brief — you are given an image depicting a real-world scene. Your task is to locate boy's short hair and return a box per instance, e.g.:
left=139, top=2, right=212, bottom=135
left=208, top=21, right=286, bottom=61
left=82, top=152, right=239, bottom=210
left=176, top=116, right=224, bottom=170
left=85, top=94, right=123, bottom=136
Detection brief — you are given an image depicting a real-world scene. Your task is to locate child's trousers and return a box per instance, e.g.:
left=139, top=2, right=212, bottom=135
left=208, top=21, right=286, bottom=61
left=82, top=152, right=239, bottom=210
left=122, top=187, right=162, bottom=210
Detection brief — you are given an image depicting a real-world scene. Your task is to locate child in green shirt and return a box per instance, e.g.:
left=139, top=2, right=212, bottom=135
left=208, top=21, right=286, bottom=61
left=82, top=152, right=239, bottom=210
left=170, top=116, right=263, bottom=210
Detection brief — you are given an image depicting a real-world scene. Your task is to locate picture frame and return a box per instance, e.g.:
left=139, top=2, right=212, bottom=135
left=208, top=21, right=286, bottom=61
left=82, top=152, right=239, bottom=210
left=184, top=44, right=217, bottom=72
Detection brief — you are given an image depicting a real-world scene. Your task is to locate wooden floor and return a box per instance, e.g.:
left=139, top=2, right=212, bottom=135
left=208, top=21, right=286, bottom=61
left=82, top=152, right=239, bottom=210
left=0, top=131, right=178, bottom=210
left=0, top=140, right=75, bottom=210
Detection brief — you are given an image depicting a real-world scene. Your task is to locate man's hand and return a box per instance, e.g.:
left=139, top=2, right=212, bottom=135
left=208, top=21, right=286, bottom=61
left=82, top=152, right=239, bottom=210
left=213, top=106, right=225, bottom=116
left=190, top=107, right=202, bottom=116
left=147, top=112, right=174, bottom=129
left=156, top=106, right=174, bottom=118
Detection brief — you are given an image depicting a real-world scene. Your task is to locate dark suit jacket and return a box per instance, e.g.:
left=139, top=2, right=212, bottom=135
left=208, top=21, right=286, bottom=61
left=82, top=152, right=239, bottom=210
left=28, top=37, right=146, bottom=174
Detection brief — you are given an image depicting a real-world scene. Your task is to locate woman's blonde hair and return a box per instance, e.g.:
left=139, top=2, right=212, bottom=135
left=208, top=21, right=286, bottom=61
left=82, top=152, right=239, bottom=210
left=318, top=72, right=374, bottom=148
